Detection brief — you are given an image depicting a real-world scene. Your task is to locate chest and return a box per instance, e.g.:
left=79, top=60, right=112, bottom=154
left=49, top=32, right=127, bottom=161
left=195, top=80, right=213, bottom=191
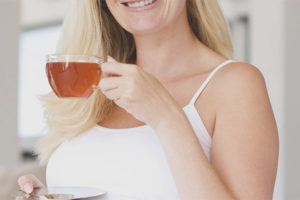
left=99, top=73, right=216, bottom=136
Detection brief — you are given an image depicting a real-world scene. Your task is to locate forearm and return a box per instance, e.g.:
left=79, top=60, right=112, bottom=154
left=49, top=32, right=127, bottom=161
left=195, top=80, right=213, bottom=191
left=151, top=108, right=235, bottom=200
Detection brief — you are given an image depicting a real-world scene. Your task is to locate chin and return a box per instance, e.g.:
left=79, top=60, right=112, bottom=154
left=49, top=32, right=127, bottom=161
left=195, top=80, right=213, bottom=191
left=106, top=0, right=186, bottom=36
left=125, top=18, right=163, bottom=35
left=107, top=0, right=165, bottom=34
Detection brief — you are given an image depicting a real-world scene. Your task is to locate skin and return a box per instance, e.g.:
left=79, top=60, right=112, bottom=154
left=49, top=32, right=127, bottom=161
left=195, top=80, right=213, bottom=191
left=18, top=0, right=279, bottom=199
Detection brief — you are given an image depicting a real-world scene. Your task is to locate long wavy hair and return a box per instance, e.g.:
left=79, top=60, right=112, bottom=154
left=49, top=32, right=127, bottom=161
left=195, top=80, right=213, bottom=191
left=37, top=0, right=233, bottom=163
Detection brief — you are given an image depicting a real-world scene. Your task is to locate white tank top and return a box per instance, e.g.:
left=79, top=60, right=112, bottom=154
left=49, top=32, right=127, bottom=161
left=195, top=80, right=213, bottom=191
left=46, top=60, right=235, bottom=200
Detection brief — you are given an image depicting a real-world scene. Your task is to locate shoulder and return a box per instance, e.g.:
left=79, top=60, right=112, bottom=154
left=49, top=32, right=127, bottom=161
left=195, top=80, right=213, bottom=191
left=215, top=62, right=266, bottom=88
left=210, top=61, right=270, bottom=110
left=214, top=62, right=267, bottom=94
left=205, top=62, right=278, bottom=200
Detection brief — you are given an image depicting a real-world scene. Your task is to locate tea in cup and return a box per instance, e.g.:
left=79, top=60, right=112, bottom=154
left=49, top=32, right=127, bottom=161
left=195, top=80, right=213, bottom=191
left=46, top=54, right=103, bottom=98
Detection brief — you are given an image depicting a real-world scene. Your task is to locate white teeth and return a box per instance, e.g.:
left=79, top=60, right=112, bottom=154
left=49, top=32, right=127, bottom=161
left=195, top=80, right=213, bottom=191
left=127, top=0, right=155, bottom=8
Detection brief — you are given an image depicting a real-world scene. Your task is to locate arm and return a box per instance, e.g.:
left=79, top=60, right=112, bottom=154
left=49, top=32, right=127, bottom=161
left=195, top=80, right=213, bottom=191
left=151, top=63, right=279, bottom=200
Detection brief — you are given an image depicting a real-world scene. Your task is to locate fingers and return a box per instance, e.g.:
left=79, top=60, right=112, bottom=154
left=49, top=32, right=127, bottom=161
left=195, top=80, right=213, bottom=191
left=18, top=174, right=43, bottom=194
left=99, top=77, right=121, bottom=92
left=107, top=56, right=116, bottom=62
left=99, top=76, right=121, bottom=101
left=102, top=57, right=136, bottom=77
left=101, top=85, right=121, bottom=101
left=102, top=62, right=127, bottom=77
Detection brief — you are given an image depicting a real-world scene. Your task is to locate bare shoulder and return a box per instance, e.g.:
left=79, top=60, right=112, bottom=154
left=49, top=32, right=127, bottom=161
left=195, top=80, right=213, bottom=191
left=211, top=62, right=269, bottom=108
left=207, top=62, right=278, bottom=200
left=215, top=62, right=266, bottom=90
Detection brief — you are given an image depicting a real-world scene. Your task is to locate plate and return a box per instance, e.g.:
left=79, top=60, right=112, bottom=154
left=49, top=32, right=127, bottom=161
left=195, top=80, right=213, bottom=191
left=47, top=187, right=106, bottom=199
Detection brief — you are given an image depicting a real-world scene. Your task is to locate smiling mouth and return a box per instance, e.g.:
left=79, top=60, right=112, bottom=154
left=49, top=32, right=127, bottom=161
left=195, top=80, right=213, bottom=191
left=121, top=0, right=157, bottom=8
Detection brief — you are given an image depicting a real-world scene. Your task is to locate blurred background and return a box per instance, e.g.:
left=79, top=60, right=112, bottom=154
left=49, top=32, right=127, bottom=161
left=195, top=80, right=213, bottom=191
left=0, top=0, right=299, bottom=199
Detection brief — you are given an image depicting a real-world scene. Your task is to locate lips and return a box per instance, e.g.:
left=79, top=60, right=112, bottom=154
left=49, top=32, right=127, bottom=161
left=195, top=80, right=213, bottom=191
left=121, top=0, right=157, bottom=8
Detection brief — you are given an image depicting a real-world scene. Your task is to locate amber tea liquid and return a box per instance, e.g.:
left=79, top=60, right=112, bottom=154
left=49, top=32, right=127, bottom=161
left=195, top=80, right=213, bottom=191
left=46, top=62, right=102, bottom=98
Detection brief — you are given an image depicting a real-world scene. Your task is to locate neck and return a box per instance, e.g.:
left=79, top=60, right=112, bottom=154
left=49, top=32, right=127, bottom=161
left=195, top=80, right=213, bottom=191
left=133, top=8, right=204, bottom=81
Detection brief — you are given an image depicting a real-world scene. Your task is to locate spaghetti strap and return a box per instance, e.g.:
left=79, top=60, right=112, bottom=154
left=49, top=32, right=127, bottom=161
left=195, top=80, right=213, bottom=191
left=189, top=60, right=235, bottom=105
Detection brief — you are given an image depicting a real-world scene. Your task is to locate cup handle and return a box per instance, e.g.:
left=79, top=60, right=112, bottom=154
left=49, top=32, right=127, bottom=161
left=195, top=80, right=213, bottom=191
left=92, top=85, right=100, bottom=90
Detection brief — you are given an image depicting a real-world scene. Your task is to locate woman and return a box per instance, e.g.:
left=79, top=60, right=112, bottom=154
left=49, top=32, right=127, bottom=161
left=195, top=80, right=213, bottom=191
left=18, top=0, right=279, bottom=199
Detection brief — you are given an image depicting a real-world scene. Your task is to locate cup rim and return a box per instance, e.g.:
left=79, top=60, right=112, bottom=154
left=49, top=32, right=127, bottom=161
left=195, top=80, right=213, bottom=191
left=46, top=54, right=103, bottom=64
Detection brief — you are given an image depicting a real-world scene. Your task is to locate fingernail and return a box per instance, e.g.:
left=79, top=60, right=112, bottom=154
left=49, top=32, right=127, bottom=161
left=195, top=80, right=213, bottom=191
left=24, top=183, right=33, bottom=194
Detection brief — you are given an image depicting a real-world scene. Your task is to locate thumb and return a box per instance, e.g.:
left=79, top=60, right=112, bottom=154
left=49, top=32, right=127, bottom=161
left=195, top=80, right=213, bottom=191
left=107, top=56, right=117, bottom=63
left=18, top=174, right=44, bottom=194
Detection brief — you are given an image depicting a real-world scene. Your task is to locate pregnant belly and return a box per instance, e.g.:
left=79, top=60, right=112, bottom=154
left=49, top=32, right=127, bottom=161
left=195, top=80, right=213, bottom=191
left=46, top=133, right=180, bottom=200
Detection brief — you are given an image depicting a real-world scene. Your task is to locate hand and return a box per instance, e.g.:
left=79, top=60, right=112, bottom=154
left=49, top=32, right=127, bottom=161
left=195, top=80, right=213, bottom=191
left=99, top=57, right=182, bottom=127
left=17, top=174, right=44, bottom=194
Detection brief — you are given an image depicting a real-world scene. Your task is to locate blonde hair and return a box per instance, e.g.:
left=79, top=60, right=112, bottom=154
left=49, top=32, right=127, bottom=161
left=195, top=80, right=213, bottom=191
left=37, top=0, right=233, bottom=163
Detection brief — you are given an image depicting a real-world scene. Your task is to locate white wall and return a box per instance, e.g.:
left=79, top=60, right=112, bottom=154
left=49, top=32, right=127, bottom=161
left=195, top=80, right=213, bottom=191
left=284, top=1, right=300, bottom=199
left=0, top=0, right=20, bottom=165
left=21, top=0, right=69, bottom=29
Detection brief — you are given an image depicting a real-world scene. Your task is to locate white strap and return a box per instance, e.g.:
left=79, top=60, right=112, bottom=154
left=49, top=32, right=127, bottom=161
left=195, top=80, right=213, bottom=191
left=189, top=60, right=235, bottom=105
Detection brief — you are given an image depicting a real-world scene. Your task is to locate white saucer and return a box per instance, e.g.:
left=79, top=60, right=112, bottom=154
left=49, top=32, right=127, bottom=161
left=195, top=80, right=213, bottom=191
left=47, top=187, right=106, bottom=199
